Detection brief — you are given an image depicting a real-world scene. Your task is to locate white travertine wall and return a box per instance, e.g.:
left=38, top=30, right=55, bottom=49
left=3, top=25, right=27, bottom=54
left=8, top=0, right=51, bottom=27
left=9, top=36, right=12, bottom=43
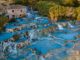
left=6, top=6, right=27, bottom=18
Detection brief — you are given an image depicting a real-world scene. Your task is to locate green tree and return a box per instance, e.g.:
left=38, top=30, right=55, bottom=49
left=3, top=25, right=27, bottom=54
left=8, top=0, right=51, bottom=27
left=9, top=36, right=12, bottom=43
left=35, top=1, right=54, bottom=16
left=0, top=16, right=9, bottom=31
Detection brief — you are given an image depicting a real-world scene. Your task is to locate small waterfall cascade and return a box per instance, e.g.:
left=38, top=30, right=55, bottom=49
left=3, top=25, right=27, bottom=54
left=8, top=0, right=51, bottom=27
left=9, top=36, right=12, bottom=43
left=39, top=56, right=46, bottom=60
left=9, top=43, right=17, bottom=55
left=68, top=22, right=74, bottom=28
left=29, top=30, right=38, bottom=42
left=57, top=24, right=64, bottom=30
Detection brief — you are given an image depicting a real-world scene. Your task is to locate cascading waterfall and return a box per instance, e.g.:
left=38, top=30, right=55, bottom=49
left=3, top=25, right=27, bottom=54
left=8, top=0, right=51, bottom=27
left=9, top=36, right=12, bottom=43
left=13, top=44, right=17, bottom=54
left=27, top=12, right=33, bottom=18
left=35, top=17, right=41, bottom=20
left=57, top=24, right=64, bottom=30
left=27, top=6, right=39, bottom=19
left=39, top=56, right=46, bottom=60
left=9, top=43, right=17, bottom=55
left=29, top=30, right=34, bottom=40
left=26, top=7, right=36, bottom=18
left=29, top=30, right=38, bottom=42
left=68, top=22, right=74, bottom=28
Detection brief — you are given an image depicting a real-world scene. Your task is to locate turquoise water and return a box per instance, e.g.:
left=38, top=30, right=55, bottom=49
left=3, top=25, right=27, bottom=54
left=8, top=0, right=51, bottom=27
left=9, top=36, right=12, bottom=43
left=1, top=10, right=80, bottom=60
